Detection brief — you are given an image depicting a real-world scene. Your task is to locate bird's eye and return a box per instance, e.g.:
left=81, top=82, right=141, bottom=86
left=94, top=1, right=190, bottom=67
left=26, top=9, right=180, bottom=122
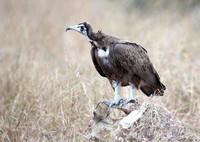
left=80, top=26, right=84, bottom=31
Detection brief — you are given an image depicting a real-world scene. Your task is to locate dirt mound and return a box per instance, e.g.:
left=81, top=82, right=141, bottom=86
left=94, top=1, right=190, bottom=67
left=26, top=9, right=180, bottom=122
left=87, top=99, right=198, bottom=142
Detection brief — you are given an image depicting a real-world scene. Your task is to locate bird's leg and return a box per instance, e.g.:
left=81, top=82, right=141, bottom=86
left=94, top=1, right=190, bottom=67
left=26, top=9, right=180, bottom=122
left=119, top=84, right=138, bottom=107
left=106, top=83, right=120, bottom=116
left=129, top=85, right=134, bottom=98
left=128, top=85, right=138, bottom=101
left=113, top=84, right=119, bottom=102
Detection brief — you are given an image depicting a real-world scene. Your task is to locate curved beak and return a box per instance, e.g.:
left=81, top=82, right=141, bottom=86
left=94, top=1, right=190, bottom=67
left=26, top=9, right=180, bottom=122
left=66, top=25, right=81, bottom=32
left=66, top=24, right=93, bottom=42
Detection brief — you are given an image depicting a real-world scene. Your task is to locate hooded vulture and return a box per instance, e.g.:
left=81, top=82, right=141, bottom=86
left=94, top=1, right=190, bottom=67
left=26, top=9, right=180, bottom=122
left=66, top=22, right=166, bottom=113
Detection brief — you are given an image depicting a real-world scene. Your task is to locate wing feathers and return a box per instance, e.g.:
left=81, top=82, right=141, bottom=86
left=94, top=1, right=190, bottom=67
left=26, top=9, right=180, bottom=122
left=111, top=42, right=165, bottom=93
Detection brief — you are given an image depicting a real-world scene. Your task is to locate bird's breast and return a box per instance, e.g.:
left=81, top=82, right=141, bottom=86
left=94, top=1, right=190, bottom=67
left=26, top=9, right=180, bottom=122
left=94, top=46, right=134, bottom=86
left=97, top=47, right=109, bottom=58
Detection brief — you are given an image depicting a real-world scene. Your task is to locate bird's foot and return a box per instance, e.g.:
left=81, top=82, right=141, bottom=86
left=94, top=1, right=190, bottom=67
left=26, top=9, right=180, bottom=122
left=106, top=99, right=119, bottom=117
left=119, top=97, right=138, bottom=107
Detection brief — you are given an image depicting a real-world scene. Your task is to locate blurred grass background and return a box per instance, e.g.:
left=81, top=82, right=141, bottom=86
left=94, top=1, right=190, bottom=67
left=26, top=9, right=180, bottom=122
left=0, top=0, right=200, bottom=141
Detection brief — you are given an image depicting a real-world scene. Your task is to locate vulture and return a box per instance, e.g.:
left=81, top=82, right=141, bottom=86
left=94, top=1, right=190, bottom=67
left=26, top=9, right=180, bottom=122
left=66, top=22, right=166, bottom=113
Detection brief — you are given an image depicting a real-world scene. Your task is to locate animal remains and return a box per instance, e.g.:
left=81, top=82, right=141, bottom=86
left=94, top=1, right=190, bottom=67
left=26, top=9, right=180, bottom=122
left=66, top=22, right=166, bottom=114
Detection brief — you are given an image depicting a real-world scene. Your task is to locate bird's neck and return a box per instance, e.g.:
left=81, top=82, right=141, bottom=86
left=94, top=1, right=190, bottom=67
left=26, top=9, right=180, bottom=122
left=89, top=31, right=120, bottom=49
left=88, top=31, right=106, bottom=47
left=90, top=31, right=105, bottom=41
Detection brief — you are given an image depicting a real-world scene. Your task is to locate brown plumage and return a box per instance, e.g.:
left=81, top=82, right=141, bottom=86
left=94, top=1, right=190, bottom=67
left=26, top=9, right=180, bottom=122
left=66, top=22, right=166, bottom=113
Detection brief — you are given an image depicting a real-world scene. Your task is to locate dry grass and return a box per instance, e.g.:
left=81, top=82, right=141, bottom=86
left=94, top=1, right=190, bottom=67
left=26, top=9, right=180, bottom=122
left=0, top=0, right=200, bottom=141
left=129, top=99, right=199, bottom=141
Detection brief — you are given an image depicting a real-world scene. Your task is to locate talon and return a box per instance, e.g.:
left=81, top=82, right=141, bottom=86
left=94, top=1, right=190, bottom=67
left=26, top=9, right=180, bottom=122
left=130, top=98, right=138, bottom=103
left=119, top=97, right=137, bottom=107
left=105, top=81, right=121, bottom=117
left=105, top=99, right=119, bottom=117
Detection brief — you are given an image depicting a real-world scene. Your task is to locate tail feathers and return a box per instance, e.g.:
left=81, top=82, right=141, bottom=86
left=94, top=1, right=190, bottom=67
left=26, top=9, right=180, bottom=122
left=161, top=83, right=166, bottom=90
left=140, top=86, right=154, bottom=97
left=140, top=84, right=166, bottom=97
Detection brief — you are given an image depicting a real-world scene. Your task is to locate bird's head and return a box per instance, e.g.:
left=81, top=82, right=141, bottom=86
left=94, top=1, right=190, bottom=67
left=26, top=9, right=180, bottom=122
left=66, top=22, right=93, bottom=42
